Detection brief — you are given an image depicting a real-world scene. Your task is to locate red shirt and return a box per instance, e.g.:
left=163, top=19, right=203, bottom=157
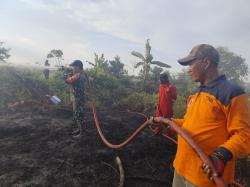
left=156, top=83, right=177, bottom=118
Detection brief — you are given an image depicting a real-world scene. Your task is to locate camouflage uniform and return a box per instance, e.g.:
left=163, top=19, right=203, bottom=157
left=64, top=71, right=85, bottom=135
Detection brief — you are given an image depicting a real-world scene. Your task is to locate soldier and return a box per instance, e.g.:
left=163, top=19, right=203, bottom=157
left=63, top=60, right=86, bottom=139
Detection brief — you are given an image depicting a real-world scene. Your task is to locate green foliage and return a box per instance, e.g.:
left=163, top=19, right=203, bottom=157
left=0, top=65, right=156, bottom=114
left=88, top=68, right=132, bottom=107
left=172, top=69, right=198, bottom=97
left=158, top=69, right=196, bottom=119
left=0, top=66, right=47, bottom=107
left=87, top=53, right=109, bottom=71
left=0, top=66, right=70, bottom=106
left=0, top=66, right=24, bottom=107
left=131, top=39, right=170, bottom=83
left=47, top=49, right=64, bottom=66
left=2, top=45, right=248, bottom=119
left=44, top=71, right=71, bottom=104
left=245, top=86, right=250, bottom=108
left=217, top=47, right=248, bottom=83
left=108, top=56, right=127, bottom=77
left=173, top=94, right=187, bottom=118
left=119, top=92, right=158, bottom=114
left=0, top=42, right=11, bottom=62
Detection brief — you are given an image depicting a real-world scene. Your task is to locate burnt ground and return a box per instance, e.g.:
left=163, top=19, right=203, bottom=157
left=0, top=106, right=177, bottom=187
left=0, top=67, right=249, bottom=187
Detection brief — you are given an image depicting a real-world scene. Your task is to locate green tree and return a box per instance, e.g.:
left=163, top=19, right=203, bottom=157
left=87, top=53, right=109, bottom=71
left=47, top=49, right=63, bottom=66
left=108, top=56, right=127, bottom=77
left=131, top=39, right=171, bottom=82
left=217, top=47, right=248, bottom=83
left=0, top=42, right=11, bottom=63
left=171, top=70, right=197, bottom=118
left=172, top=69, right=197, bottom=97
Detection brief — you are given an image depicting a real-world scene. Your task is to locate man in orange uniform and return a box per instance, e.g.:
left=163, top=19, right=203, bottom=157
left=153, top=73, right=177, bottom=134
left=154, top=44, right=250, bottom=187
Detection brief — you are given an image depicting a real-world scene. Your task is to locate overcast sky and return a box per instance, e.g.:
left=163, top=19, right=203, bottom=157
left=1, top=0, right=250, bottom=75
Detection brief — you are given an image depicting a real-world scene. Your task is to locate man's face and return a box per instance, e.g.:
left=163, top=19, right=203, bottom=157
left=187, top=58, right=206, bottom=82
left=73, top=66, right=81, bottom=73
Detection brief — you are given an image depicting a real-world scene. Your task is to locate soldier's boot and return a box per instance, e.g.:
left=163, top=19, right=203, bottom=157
left=72, top=121, right=83, bottom=139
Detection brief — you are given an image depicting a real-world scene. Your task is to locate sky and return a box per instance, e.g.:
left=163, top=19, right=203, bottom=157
left=1, top=0, right=250, bottom=75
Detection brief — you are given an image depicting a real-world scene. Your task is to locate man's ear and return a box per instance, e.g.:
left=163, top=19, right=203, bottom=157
left=203, top=58, right=211, bottom=70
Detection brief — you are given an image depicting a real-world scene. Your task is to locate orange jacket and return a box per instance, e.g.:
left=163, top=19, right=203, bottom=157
left=172, top=75, right=250, bottom=187
left=156, top=83, right=177, bottom=118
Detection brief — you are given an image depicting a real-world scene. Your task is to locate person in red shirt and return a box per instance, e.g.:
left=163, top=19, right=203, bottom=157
left=156, top=73, right=177, bottom=118
left=153, top=73, right=177, bottom=134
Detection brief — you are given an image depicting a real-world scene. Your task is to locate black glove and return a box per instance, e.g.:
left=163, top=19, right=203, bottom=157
left=202, top=147, right=233, bottom=180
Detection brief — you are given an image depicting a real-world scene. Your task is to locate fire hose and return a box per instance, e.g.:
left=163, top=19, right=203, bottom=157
left=5, top=66, right=245, bottom=186
left=84, top=72, right=229, bottom=187
left=7, top=66, right=242, bottom=187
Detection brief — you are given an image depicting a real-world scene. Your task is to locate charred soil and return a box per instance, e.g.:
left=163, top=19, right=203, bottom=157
left=0, top=106, right=177, bottom=187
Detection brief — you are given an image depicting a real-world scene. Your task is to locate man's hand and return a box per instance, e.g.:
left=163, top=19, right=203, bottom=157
left=150, top=117, right=172, bottom=135
left=150, top=116, right=162, bottom=124
left=202, top=147, right=233, bottom=180
left=65, top=73, right=80, bottom=84
left=63, top=66, right=73, bottom=72
left=202, top=153, right=225, bottom=179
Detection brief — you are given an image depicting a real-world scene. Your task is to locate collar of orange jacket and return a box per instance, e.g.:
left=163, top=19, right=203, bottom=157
left=200, top=74, right=226, bottom=88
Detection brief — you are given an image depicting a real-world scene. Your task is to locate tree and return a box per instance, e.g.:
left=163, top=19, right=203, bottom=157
left=87, top=53, right=109, bottom=71
left=108, top=56, right=127, bottom=77
left=0, top=42, right=11, bottom=63
left=217, top=47, right=248, bottom=83
left=131, top=39, right=171, bottom=82
left=47, top=49, right=63, bottom=66
left=172, top=69, right=197, bottom=97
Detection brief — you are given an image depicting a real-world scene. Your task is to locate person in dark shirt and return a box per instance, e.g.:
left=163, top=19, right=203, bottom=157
left=43, top=59, right=50, bottom=80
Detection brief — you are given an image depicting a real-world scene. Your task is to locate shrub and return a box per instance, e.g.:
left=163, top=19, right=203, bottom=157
left=173, top=94, right=187, bottom=118
left=45, top=71, right=71, bottom=104
left=118, top=92, right=158, bottom=115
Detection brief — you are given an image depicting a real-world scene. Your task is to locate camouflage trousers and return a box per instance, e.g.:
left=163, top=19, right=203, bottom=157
left=72, top=99, right=85, bottom=135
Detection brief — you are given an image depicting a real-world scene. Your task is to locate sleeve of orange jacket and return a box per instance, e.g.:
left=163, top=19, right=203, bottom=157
left=221, top=94, right=250, bottom=159
left=171, top=118, right=185, bottom=127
